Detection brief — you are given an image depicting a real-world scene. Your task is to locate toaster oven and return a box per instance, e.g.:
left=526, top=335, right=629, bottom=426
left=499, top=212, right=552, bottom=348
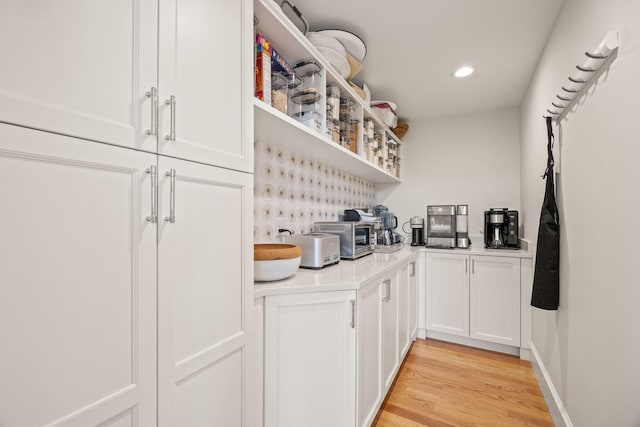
left=312, top=221, right=375, bottom=259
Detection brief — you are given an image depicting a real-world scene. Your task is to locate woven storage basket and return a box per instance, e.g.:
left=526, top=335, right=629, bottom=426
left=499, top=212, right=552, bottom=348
left=393, top=121, right=409, bottom=139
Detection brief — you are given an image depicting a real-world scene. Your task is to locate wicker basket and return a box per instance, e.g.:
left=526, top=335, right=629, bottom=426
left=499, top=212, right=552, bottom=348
left=393, top=121, right=409, bottom=139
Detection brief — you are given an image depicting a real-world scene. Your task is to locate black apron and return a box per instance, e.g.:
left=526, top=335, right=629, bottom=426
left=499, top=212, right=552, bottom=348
left=531, top=116, right=560, bottom=310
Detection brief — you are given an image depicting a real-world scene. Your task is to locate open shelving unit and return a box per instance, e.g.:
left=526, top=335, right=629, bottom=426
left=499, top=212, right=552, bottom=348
left=253, top=0, right=402, bottom=184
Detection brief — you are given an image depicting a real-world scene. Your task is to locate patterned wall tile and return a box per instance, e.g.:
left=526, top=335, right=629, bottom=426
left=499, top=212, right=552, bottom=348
left=254, top=140, right=377, bottom=242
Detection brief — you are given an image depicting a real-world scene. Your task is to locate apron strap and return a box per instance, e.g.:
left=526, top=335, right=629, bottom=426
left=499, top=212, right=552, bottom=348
left=543, top=116, right=555, bottom=179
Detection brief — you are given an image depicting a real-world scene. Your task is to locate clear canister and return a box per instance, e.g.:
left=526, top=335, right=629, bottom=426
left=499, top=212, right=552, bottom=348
left=326, top=84, right=340, bottom=122
left=291, top=60, right=322, bottom=105
left=271, top=71, right=289, bottom=114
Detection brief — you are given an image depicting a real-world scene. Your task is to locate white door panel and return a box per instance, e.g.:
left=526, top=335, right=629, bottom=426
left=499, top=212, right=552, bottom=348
left=0, top=0, right=157, bottom=151
left=0, top=123, right=156, bottom=426
left=157, top=155, right=252, bottom=427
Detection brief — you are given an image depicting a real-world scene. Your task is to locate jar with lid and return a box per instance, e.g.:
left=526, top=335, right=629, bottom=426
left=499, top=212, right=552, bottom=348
left=326, top=84, right=340, bottom=122
left=348, top=119, right=359, bottom=153
left=291, top=60, right=322, bottom=105
left=287, top=73, right=303, bottom=117
left=271, top=71, right=289, bottom=114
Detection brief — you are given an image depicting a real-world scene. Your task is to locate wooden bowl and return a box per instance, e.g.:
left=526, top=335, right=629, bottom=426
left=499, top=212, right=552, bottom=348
left=254, top=244, right=302, bottom=282
left=254, top=243, right=302, bottom=260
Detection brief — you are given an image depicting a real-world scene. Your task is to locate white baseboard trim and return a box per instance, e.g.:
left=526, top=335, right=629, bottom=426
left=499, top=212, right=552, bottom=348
left=529, top=342, right=573, bottom=427
left=425, top=330, right=520, bottom=356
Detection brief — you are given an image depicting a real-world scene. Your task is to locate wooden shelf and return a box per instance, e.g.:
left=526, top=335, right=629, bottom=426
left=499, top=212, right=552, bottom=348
left=254, top=99, right=400, bottom=183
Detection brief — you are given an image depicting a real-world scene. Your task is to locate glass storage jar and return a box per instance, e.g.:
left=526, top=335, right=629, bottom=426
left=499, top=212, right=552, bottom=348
left=291, top=60, right=322, bottom=105
left=271, top=71, right=289, bottom=114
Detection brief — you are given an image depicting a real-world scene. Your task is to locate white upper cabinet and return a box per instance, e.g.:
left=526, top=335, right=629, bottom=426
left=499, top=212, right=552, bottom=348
left=158, top=0, right=253, bottom=171
left=0, top=0, right=158, bottom=152
left=0, top=0, right=254, bottom=171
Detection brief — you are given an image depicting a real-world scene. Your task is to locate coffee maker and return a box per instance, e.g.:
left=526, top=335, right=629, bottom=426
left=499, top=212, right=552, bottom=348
left=484, top=208, right=520, bottom=249
left=409, top=216, right=424, bottom=246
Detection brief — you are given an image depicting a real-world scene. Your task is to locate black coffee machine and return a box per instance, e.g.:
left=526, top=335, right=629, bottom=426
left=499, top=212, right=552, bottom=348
left=410, top=216, right=424, bottom=246
left=484, top=208, right=520, bottom=249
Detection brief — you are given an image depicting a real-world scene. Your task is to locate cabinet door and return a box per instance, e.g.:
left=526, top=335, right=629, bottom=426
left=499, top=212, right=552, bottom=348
left=408, top=259, right=419, bottom=341
left=264, top=291, right=357, bottom=427
left=357, top=282, right=382, bottom=427
left=0, top=124, right=157, bottom=426
left=381, top=273, right=399, bottom=394
left=157, top=0, right=253, bottom=171
left=397, top=264, right=410, bottom=359
left=470, top=256, right=521, bottom=346
left=425, top=253, right=470, bottom=337
left=0, top=0, right=158, bottom=152
left=157, top=157, right=253, bottom=427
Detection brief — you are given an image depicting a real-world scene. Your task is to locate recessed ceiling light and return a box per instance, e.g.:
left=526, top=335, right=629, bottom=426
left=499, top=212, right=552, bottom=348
left=453, top=66, right=474, bottom=78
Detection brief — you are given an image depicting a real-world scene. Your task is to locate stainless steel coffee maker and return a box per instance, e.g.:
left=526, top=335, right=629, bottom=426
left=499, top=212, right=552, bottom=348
left=484, top=208, right=520, bottom=249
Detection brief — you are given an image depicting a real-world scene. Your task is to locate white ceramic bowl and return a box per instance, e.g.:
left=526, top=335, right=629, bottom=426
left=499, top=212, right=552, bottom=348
left=254, top=257, right=302, bottom=282
left=254, top=243, right=302, bottom=282
left=307, top=32, right=346, bottom=56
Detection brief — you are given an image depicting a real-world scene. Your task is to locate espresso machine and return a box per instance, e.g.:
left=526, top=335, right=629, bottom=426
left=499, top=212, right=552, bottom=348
left=484, top=208, right=520, bottom=249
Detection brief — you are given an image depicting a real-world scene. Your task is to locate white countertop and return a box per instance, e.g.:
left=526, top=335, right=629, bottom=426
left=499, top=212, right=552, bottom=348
left=254, top=238, right=532, bottom=298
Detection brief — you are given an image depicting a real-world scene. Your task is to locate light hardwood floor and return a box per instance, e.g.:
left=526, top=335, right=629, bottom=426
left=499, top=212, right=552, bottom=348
left=373, top=339, right=553, bottom=427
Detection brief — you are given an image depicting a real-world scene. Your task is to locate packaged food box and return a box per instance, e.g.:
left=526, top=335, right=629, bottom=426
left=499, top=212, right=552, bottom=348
left=255, top=33, right=272, bottom=104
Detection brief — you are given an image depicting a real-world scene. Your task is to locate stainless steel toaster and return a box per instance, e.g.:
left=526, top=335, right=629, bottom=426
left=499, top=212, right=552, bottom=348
left=284, top=233, right=340, bottom=269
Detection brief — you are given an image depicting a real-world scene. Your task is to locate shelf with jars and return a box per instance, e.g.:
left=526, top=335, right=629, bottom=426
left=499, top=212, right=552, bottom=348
left=253, top=0, right=401, bottom=184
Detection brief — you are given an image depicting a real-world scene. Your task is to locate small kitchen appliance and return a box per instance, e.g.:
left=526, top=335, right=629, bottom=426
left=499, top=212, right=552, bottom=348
left=372, top=205, right=399, bottom=246
left=313, top=221, right=375, bottom=259
left=456, top=205, right=470, bottom=249
left=426, top=205, right=457, bottom=248
left=284, top=233, right=340, bottom=269
left=410, top=216, right=424, bottom=246
left=484, top=208, right=520, bottom=249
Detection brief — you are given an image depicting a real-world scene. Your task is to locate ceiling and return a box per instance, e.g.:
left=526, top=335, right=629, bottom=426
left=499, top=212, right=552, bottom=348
left=288, top=0, right=565, bottom=123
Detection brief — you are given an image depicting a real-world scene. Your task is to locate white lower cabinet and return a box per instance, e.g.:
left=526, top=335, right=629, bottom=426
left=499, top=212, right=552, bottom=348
left=381, top=274, right=399, bottom=394
left=357, top=282, right=383, bottom=427
left=261, top=255, right=419, bottom=427
left=408, top=259, right=419, bottom=342
left=0, top=123, right=254, bottom=426
left=0, top=124, right=157, bottom=426
left=264, top=291, right=357, bottom=427
left=425, top=252, right=521, bottom=347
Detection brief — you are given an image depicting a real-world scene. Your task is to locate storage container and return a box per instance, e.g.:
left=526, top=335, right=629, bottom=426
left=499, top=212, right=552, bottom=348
left=271, top=71, right=289, bottom=114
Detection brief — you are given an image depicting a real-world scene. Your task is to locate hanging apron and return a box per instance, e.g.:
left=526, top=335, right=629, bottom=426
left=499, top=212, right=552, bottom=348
left=531, top=116, right=560, bottom=310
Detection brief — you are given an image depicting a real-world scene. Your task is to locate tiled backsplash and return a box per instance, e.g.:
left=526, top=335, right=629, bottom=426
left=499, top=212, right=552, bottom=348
left=254, top=140, right=377, bottom=243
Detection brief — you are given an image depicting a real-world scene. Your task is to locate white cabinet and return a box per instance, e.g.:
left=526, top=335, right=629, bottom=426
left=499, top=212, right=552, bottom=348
left=0, top=123, right=157, bottom=426
left=469, top=256, right=521, bottom=346
left=157, top=157, right=253, bottom=427
left=425, top=253, right=521, bottom=347
left=157, top=0, right=253, bottom=171
left=264, top=291, right=357, bottom=427
left=425, top=253, right=470, bottom=337
left=408, top=259, right=419, bottom=342
left=0, top=0, right=157, bottom=152
left=357, top=282, right=383, bottom=427
left=381, top=274, right=399, bottom=394
left=0, top=0, right=254, bottom=172
left=397, top=259, right=418, bottom=359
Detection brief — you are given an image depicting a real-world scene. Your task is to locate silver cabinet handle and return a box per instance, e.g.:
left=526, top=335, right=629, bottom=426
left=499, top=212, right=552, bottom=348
left=465, top=259, right=468, bottom=273
left=349, top=300, right=355, bottom=329
left=164, top=95, right=176, bottom=141
left=382, top=279, right=391, bottom=302
left=145, top=87, right=157, bottom=136
left=145, top=165, right=157, bottom=223
left=472, top=259, right=475, bottom=274
left=410, top=261, right=416, bottom=277
left=164, top=169, right=176, bottom=223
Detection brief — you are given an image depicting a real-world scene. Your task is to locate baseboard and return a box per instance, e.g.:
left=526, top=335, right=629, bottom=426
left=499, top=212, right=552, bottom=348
left=425, top=330, right=520, bottom=356
left=529, top=342, right=573, bottom=427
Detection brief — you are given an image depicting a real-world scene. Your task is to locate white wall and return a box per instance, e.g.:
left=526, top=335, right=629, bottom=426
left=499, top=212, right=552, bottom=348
left=520, top=0, right=640, bottom=425
left=378, top=107, right=520, bottom=241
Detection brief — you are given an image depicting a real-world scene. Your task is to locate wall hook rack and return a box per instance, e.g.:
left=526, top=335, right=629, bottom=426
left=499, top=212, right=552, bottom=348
left=545, top=31, right=619, bottom=122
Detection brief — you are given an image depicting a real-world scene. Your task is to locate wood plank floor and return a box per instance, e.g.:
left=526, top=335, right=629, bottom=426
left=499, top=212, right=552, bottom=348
left=373, top=339, right=553, bottom=427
